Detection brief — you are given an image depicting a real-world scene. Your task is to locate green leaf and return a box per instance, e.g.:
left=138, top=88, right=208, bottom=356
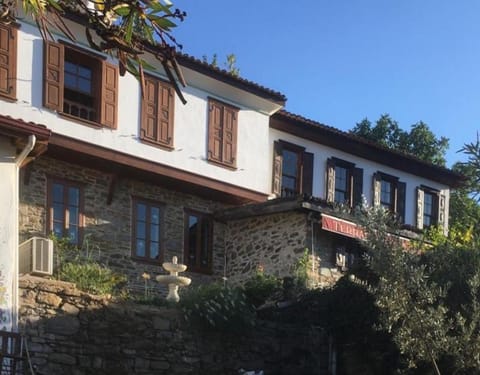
left=113, top=4, right=131, bottom=16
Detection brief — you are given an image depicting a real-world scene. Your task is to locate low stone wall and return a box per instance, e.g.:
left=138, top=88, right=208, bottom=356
left=19, top=276, right=330, bottom=375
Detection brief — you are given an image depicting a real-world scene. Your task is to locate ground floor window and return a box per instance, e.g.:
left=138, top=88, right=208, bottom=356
left=184, top=210, right=213, bottom=273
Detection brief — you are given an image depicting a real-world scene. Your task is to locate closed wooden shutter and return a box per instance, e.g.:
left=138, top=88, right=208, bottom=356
left=326, top=158, right=335, bottom=203
left=372, top=173, right=381, bottom=207
left=272, top=141, right=283, bottom=197
left=100, top=61, right=118, bottom=128
left=397, top=181, right=406, bottom=223
left=222, top=106, right=237, bottom=167
left=416, top=187, right=424, bottom=230
left=208, top=101, right=223, bottom=163
left=141, top=77, right=174, bottom=147
left=438, top=193, right=446, bottom=231
left=352, top=167, right=363, bottom=207
left=302, top=152, right=314, bottom=197
left=0, top=24, right=16, bottom=100
left=43, top=41, right=64, bottom=111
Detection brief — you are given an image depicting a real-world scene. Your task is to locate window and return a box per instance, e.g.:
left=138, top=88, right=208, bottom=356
left=207, top=98, right=238, bottom=168
left=43, top=41, right=118, bottom=128
left=47, top=179, right=84, bottom=245
left=140, top=75, right=175, bottom=148
left=272, top=140, right=314, bottom=198
left=0, top=23, right=17, bottom=100
left=326, top=158, right=363, bottom=208
left=373, top=172, right=406, bottom=222
left=416, top=186, right=445, bottom=230
left=131, top=198, right=164, bottom=263
left=184, top=210, right=212, bottom=273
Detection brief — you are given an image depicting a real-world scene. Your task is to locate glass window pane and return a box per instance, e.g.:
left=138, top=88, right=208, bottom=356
left=137, top=203, right=146, bottom=221
left=64, top=73, right=76, bottom=89
left=69, top=206, right=79, bottom=225
left=68, top=226, right=78, bottom=244
left=79, top=65, right=91, bottom=79
left=65, top=62, right=76, bottom=74
left=53, top=183, right=64, bottom=204
left=150, top=224, right=159, bottom=242
left=136, top=240, right=145, bottom=257
left=53, top=223, right=63, bottom=238
left=53, top=203, right=64, bottom=221
left=282, top=176, right=296, bottom=191
left=200, top=219, right=210, bottom=267
left=282, top=149, right=298, bottom=177
left=149, top=242, right=159, bottom=260
left=136, top=222, right=146, bottom=239
left=151, top=207, right=160, bottom=225
left=187, top=215, right=198, bottom=266
left=78, top=78, right=91, bottom=93
left=68, top=187, right=79, bottom=206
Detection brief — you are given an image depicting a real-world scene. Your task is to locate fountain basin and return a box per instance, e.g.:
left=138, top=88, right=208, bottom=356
left=156, top=275, right=191, bottom=286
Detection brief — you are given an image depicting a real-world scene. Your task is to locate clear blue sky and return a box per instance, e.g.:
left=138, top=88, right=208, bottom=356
left=173, top=1, right=480, bottom=167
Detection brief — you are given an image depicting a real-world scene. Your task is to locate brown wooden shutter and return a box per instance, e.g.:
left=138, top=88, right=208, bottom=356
left=222, top=106, right=237, bottom=167
left=159, top=81, right=174, bottom=146
left=43, top=41, right=64, bottom=111
left=416, top=187, right=424, bottom=230
left=326, top=158, right=335, bottom=203
left=372, top=173, right=381, bottom=206
left=0, top=24, right=16, bottom=100
left=352, top=167, right=363, bottom=207
left=397, top=181, right=406, bottom=223
left=141, top=76, right=158, bottom=141
left=208, top=100, right=223, bottom=163
left=272, top=141, right=283, bottom=197
left=100, top=61, right=118, bottom=128
left=302, top=152, right=314, bottom=197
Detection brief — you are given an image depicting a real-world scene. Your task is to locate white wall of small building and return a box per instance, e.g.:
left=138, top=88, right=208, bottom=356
left=0, top=21, right=273, bottom=195
left=270, top=128, right=450, bottom=229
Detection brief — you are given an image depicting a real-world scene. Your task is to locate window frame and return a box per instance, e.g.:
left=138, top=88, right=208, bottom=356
left=131, top=197, right=165, bottom=264
left=373, top=172, right=406, bottom=223
left=183, top=209, right=213, bottom=274
left=207, top=98, right=239, bottom=169
left=326, top=157, right=363, bottom=208
left=140, top=74, right=175, bottom=149
left=46, top=177, right=85, bottom=246
left=420, top=186, right=440, bottom=229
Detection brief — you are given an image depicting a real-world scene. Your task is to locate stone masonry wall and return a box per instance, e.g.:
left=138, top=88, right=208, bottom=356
left=225, top=212, right=309, bottom=284
left=19, top=156, right=228, bottom=292
left=19, top=276, right=330, bottom=375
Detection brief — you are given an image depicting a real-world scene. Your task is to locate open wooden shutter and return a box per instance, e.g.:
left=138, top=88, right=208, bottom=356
left=416, top=187, right=424, bottom=230
left=159, top=81, right=174, bottom=146
left=272, top=141, right=283, bottom=197
left=0, top=24, right=16, bottom=100
left=397, top=181, right=406, bottom=223
left=438, top=193, right=446, bottom=231
left=326, top=158, right=335, bottom=203
left=141, top=76, right=158, bottom=141
left=352, top=167, right=363, bottom=207
left=43, top=41, right=64, bottom=111
left=372, top=173, right=381, bottom=207
left=222, top=106, right=237, bottom=167
left=100, top=61, right=118, bottom=128
left=208, top=100, right=223, bottom=163
left=302, top=152, right=314, bottom=197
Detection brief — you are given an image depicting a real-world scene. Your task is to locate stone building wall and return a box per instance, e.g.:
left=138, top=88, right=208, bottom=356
left=225, top=212, right=309, bottom=284
left=19, top=276, right=330, bottom=375
left=19, top=157, right=228, bottom=292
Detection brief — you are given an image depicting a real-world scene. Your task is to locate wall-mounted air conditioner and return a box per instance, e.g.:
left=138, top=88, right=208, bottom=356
left=19, top=237, right=53, bottom=276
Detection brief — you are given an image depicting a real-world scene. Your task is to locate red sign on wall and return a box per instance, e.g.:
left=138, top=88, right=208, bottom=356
left=321, top=214, right=365, bottom=240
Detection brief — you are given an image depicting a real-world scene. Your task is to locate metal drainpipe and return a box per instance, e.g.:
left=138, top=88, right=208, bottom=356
left=13, top=135, right=36, bottom=330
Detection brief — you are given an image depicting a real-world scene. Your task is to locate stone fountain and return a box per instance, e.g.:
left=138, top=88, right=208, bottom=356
left=156, top=256, right=191, bottom=302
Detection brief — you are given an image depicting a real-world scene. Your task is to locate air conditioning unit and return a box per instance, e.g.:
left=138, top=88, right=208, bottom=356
left=19, top=237, right=53, bottom=276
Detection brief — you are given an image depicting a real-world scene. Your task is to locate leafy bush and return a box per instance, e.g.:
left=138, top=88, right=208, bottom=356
left=180, top=283, right=256, bottom=334
left=243, top=271, right=281, bottom=307
left=59, top=261, right=126, bottom=296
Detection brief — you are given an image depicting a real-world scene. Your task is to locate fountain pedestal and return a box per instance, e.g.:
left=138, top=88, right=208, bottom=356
left=156, top=256, right=191, bottom=302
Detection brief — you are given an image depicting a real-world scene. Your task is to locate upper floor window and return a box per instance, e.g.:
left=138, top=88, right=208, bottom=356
left=131, top=198, right=164, bottom=263
left=207, top=98, right=238, bottom=169
left=272, top=140, right=314, bottom=198
left=373, top=172, right=406, bottom=223
left=47, top=178, right=84, bottom=245
left=184, top=210, right=212, bottom=274
left=44, top=41, right=118, bottom=128
left=140, top=75, right=175, bottom=148
left=326, top=158, right=363, bottom=208
left=0, top=23, right=17, bottom=100
left=417, top=186, right=446, bottom=230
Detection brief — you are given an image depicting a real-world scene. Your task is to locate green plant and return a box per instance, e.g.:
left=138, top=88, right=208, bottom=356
left=180, top=283, right=255, bottom=334
left=293, top=249, right=311, bottom=288
left=243, top=270, right=281, bottom=307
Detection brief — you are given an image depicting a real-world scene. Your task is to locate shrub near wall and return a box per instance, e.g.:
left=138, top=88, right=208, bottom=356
left=19, top=276, right=330, bottom=375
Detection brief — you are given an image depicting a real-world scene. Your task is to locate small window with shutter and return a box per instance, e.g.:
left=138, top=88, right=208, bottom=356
left=140, top=75, right=174, bottom=148
left=0, top=23, right=17, bottom=100
left=326, top=158, right=363, bottom=208
left=372, top=172, right=406, bottom=223
left=271, top=140, right=314, bottom=198
left=207, top=98, right=239, bottom=169
left=416, top=186, right=444, bottom=230
left=43, top=41, right=118, bottom=128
